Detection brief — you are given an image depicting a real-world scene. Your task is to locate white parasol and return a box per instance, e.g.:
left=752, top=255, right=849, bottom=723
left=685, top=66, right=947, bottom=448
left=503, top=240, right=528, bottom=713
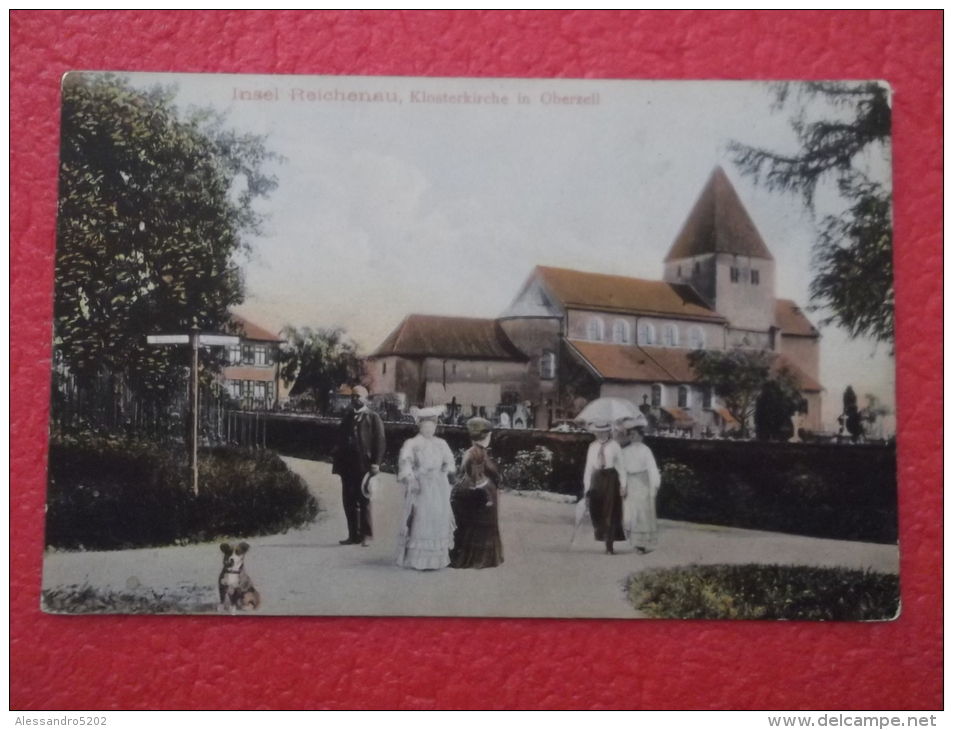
left=574, top=397, right=640, bottom=427
left=569, top=496, right=590, bottom=546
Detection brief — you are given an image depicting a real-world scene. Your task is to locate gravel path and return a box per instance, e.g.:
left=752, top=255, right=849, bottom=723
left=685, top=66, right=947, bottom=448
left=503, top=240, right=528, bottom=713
left=42, top=457, right=899, bottom=618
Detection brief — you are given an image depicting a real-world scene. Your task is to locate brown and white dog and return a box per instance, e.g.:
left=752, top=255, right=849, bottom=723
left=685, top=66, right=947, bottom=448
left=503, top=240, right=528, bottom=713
left=218, top=542, right=261, bottom=613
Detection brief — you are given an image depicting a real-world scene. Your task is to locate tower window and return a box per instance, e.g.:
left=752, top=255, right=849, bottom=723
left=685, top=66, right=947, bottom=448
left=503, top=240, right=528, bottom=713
left=382, top=361, right=387, bottom=375
left=540, top=350, right=556, bottom=380
left=730, top=267, right=740, bottom=283
left=694, top=261, right=701, bottom=275
left=751, top=269, right=760, bottom=285
left=677, top=265, right=682, bottom=278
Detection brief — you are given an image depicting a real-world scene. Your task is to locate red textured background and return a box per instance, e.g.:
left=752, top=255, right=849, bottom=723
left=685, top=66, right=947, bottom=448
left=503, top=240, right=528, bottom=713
left=11, top=11, right=942, bottom=710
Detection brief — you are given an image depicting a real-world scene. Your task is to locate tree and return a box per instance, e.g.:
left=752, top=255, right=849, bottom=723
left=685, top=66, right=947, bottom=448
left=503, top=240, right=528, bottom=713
left=730, top=82, right=894, bottom=345
left=754, top=369, right=805, bottom=441
left=279, top=327, right=367, bottom=412
left=841, top=386, right=864, bottom=442
left=687, top=348, right=775, bottom=438
left=54, top=73, right=279, bottom=396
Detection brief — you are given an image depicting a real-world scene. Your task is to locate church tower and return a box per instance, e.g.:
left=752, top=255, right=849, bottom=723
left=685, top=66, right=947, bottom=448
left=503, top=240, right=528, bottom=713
left=662, top=167, right=779, bottom=349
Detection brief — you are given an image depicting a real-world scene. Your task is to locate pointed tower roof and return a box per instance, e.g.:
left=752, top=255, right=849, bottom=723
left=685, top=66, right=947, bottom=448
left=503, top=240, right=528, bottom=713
left=664, top=167, right=774, bottom=262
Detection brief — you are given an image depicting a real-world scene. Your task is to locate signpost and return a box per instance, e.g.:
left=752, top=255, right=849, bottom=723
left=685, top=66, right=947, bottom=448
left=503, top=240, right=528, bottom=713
left=147, top=330, right=240, bottom=494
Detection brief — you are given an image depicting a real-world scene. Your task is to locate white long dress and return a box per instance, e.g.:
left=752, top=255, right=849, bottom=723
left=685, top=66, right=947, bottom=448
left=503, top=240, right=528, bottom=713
left=620, top=441, right=661, bottom=551
left=395, top=434, right=457, bottom=570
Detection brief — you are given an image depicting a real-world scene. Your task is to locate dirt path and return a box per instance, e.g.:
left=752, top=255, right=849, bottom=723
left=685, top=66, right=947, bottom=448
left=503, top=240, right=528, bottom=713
left=42, top=457, right=899, bottom=618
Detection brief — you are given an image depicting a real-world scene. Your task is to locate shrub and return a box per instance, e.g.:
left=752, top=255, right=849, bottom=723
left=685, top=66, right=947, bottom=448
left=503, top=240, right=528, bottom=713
left=42, top=585, right=215, bottom=614
left=655, top=461, right=721, bottom=524
left=45, top=435, right=318, bottom=550
left=626, top=564, right=900, bottom=621
left=500, top=446, right=554, bottom=491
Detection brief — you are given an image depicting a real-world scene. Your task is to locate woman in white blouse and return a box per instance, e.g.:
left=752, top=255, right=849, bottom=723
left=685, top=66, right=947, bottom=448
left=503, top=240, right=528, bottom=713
left=618, top=414, right=662, bottom=553
left=583, top=420, right=627, bottom=554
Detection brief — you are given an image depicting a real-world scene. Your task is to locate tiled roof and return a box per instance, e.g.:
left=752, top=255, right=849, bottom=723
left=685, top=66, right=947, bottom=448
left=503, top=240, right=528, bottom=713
left=775, top=299, right=819, bottom=337
left=567, top=340, right=822, bottom=392
left=230, top=313, right=283, bottom=342
left=664, top=167, right=775, bottom=262
left=535, top=266, right=724, bottom=321
left=371, top=314, right=527, bottom=361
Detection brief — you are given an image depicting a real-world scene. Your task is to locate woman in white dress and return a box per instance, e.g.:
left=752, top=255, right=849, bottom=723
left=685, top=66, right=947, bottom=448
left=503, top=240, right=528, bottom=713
left=618, top=414, right=662, bottom=553
left=395, top=406, right=457, bottom=570
left=583, top=419, right=627, bottom=554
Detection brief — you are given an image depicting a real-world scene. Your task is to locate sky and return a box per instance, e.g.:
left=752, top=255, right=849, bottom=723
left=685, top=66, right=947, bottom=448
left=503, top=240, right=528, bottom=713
left=119, top=73, right=895, bottom=430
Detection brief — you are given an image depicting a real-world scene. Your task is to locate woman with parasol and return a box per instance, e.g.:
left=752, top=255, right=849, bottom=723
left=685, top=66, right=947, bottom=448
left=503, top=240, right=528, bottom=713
left=582, top=418, right=628, bottom=554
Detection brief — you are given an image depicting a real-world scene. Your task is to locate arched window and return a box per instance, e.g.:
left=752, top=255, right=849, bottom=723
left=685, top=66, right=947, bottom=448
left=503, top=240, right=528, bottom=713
left=638, top=322, right=656, bottom=346
left=612, top=319, right=630, bottom=344
left=678, top=385, right=690, bottom=409
left=663, top=324, right=679, bottom=347
left=539, top=350, right=556, bottom=380
left=588, top=317, right=605, bottom=342
left=651, top=384, right=663, bottom=407
left=688, top=326, right=705, bottom=350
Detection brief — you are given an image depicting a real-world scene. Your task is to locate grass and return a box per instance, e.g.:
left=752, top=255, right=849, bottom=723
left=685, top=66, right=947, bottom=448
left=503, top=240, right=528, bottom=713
left=41, top=584, right=218, bottom=614
left=626, top=564, right=900, bottom=621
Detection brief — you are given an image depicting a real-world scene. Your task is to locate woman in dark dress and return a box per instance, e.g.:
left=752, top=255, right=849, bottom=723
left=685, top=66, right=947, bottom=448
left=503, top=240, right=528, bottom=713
left=450, top=417, right=504, bottom=569
left=583, top=419, right=627, bottom=554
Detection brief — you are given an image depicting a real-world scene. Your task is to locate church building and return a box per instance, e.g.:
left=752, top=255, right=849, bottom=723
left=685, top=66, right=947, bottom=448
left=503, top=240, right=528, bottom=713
left=367, top=167, right=823, bottom=433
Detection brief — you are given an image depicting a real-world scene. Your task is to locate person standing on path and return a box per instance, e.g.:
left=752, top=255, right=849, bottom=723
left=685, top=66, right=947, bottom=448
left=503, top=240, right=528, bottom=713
left=618, top=414, right=661, bottom=553
left=450, top=417, right=504, bottom=569
left=332, top=385, right=385, bottom=547
left=395, top=406, right=457, bottom=570
left=583, top=419, right=627, bottom=554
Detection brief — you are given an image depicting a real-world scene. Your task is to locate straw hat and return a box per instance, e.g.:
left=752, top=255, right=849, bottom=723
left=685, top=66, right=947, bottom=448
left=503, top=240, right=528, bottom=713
left=587, top=419, right=613, bottom=433
left=410, top=405, right=445, bottom=422
left=619, top=413, right=649, bottom=431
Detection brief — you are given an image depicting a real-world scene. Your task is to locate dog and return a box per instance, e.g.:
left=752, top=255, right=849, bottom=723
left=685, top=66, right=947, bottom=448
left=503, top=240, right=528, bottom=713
left=218, top=542, right=261, bottom=613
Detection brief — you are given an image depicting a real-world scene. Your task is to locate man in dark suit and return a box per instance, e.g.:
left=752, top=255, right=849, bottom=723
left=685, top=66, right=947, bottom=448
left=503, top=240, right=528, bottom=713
left=332, top=385, right=386, bottom=546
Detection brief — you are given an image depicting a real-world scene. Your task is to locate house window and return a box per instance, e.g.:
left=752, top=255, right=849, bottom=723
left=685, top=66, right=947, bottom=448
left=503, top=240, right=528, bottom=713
left=267, top=381, right=275, bottom=402
left=663, top=324, right=678, bottom=347
left=452, top=363, right=457, bottom=375
left=702, top=387, right=712, bottom=410
left=254, top=381, right=266, bottom=399
left=242, top=345, right=254, bottom=365
left=228, top=380, right=241, bottom=399
left=540, top=350, right=556, bottom=380
left=694, top=261, right=701, bottom=275
left=253, top=346, right=268, bottom=366
left=730, top=266, right=740, bottom=283
left=751, top=269, right=760, bottom=285
left=613, top=319, right=630, bottom=344
left=588, top=317, right=605, bottom=341
left=677, top=265, right=682, bottom=278
left=678, top=385, right=690, bottom=409
left=241, top=380, right=254, bottom=397
left=688, top=326, right=705, bottom=350
left=651, top=384, right=662, bottom=407
left=228, top=346, right=242, bottom=365
left=638, top=322, right=656, bottom=346
left=382, top=361, right=387, bottom=375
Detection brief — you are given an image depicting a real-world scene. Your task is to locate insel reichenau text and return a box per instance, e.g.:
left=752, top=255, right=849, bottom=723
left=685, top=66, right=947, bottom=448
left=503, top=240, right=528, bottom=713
left=231, top=87, right=600, bottom=106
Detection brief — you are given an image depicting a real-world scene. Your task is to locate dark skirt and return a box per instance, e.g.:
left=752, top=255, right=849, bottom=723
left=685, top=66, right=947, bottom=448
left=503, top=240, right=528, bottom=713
left=587, top=468, right=625, bottom=543
left=450, top=482, right=503, bottom=569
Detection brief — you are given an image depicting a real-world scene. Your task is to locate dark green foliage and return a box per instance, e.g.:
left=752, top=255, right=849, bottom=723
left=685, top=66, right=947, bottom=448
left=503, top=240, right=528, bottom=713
left=278, top=326, right=366, bottom=411
left=42, top=584, right=216, bottom=614
left=499, top=446, right=554, bottom=491
left=842, top=386, right=864, bottom=441
left=730, top=81, right=893, bottom=345
left=626, top=564, right=899, bottom=621
left=755, top=369, right=805, bottom=441
left=687, top=349, right=774, bottom=437
left=55, top=73, right=278, bottom=396
left=45, top=435, right=318, bottom=550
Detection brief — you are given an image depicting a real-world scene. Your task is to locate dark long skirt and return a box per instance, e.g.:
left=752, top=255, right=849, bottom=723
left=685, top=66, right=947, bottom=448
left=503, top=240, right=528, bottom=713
left=450, top=483, right=503, bottom=569
left=587, top=468, right=625, bottom=547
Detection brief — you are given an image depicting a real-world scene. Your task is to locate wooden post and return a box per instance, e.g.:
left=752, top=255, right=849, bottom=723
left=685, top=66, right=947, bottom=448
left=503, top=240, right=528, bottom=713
left=189, top=330, right=200, bottom=495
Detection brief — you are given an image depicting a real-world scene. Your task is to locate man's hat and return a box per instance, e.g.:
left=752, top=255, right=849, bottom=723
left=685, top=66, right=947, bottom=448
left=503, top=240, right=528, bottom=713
left=362, top=473, right=380, bottom=499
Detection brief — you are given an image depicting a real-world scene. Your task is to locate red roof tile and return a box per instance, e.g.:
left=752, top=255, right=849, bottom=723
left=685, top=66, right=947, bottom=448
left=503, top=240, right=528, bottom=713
left=664, top=167, right=775, bottom=262
left=230, top=313, right=283, bottom=342
left=775, top=299, right=819, bottom=337
left=568, top=340, right=822, bottom=392
left=372, top=314, right=527, bottom=361
left=536, top=266, right=724, bottom=321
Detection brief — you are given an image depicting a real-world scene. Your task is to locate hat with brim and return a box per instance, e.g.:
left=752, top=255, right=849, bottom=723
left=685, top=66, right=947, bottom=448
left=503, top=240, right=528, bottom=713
left=587, top=419, right=613, bottom=433
left=619, top=413, right=649, bottom=431
left=361, top=473, right=380, bottom=499
left=410, top=405, right=445, bottom=423
left=466, top=417, right=494, bottom=439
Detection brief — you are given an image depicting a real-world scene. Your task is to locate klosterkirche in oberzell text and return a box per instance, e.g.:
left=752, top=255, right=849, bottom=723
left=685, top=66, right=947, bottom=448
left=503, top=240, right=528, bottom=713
left=367, top=167, right=822, bottom=434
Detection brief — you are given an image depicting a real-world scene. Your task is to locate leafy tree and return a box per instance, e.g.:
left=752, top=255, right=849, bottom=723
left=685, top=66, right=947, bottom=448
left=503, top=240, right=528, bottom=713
left=54, top=73, right=278, bottom=396
left=730, top=82, right=894, bottom=345
left=279, top=327, right=367, bottom=412
left=687, top=348, right=775, bottom=438
left=841, top=386, right=864, bottom=441
left=754, top=369, right=806, bottom=441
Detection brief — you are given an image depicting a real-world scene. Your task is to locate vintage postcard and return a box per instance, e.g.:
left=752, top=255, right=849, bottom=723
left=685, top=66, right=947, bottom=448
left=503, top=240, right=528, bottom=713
left=42, top=73, right=899, bottom=619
